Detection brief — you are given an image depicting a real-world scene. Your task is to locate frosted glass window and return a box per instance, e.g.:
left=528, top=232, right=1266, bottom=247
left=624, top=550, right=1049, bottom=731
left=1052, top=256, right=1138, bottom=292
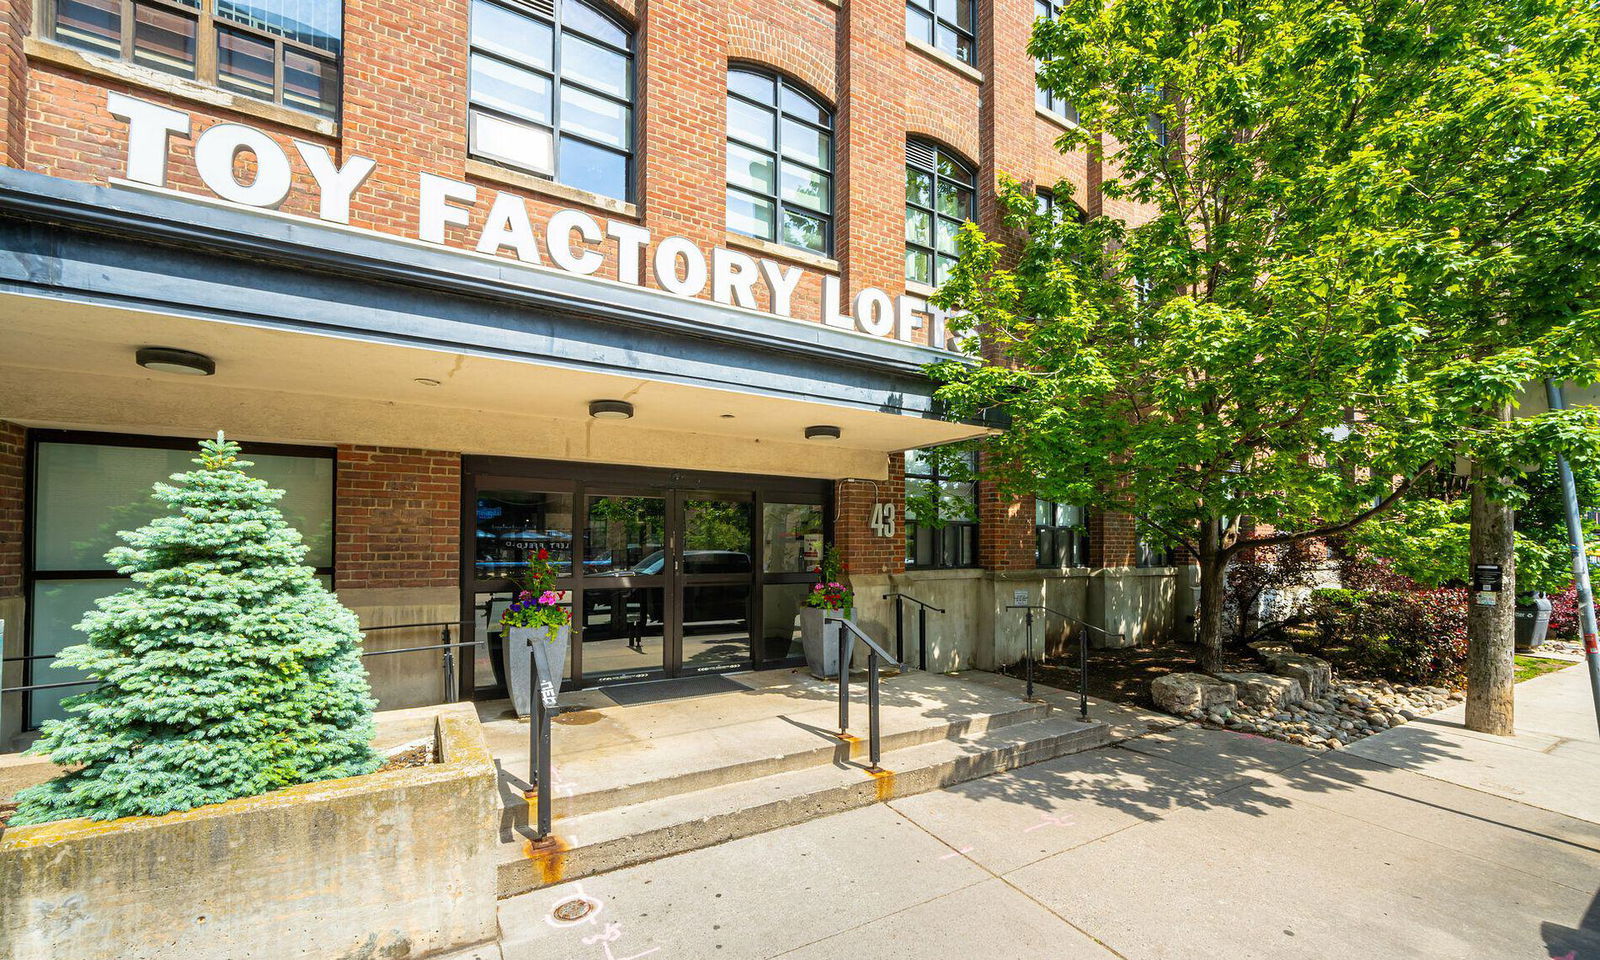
left=33, top=442, right=334, bottom=571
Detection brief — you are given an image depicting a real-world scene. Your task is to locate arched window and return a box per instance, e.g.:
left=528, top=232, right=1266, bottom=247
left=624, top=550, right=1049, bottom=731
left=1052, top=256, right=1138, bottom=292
left=904, top=139, right=975, bottom=286
left=725, top=67, right=835, bottom=256
left=468, top=0, right=635, bottom=202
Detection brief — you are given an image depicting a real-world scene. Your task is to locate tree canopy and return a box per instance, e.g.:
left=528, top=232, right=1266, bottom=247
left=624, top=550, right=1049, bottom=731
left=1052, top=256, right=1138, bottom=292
left=929, top=0, right=1600, bottom=665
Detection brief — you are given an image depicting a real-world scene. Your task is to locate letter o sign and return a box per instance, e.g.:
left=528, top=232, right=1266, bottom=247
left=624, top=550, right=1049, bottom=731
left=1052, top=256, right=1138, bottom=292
left=194, top=123, right=293, bottom=208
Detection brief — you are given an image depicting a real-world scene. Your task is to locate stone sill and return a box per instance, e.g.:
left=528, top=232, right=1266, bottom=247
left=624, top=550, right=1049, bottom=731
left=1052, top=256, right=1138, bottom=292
left=464, top=159, right=638, bottom=219
left=25, top=36, right=337, bottom=137
left=904, top=279, right=938, bottom=298
left=906, top=38, right=984, bottom=85
left=1036, top=104, right=1083, bottom=136
left=724, top=231, right=840, bottom=271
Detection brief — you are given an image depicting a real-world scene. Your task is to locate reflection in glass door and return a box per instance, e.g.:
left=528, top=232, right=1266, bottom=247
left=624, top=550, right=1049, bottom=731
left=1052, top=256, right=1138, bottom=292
left=580, top=495, right=668, bottom=681
left=469, top=482, right=575, bottom=699
left=677, top=496, right=755, bottom=675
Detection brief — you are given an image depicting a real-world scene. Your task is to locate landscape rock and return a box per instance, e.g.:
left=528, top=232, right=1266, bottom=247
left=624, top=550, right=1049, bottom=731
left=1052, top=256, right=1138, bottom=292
left=1273, top=653, right=1333, bottom=699
left=1247, top=640, right=1296, bottom=665
left=1213, top=672, right=1305, bottom=710
left=1152, top=672, right=1238, bottom=716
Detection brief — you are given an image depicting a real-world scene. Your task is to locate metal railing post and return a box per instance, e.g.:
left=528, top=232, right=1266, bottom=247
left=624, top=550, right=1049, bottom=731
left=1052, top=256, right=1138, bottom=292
left=529, top=635, right=552, bottom=841
left=837, top=620, right=850, bottom=736
left=1078, top=626, right=1089, bottom=720
left=441, top=624, right=456, bottom=704
left=867, top=649, right=882, bottom=771
left=1024, top=608, right=1035, bottom=701
left=534, top=640, right=547, bottom=790
left=918, top=604, right=928, bottom=671
left=893, top=598, right=904, bottom=665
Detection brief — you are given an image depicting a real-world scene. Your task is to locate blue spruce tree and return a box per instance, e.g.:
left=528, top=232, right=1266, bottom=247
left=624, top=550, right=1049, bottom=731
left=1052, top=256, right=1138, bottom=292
left=10, top=435, right=379, bottom=824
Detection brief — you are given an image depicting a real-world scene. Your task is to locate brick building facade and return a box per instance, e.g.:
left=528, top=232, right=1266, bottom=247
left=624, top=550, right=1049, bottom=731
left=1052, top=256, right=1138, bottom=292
left=0, top=0, right=1189, bottom=745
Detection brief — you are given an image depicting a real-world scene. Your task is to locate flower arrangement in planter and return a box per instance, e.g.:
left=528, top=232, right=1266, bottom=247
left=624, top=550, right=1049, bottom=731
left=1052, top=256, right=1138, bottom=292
left=501, top=549, right=571, bottom=716
left=800, top=545, right=855, bottom=679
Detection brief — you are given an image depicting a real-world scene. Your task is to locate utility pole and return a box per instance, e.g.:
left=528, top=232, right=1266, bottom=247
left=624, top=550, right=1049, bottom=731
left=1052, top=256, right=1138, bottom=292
left=1544, top=381, right=1600, bottom=737
left=1466, top=403, right=1517, bottom=736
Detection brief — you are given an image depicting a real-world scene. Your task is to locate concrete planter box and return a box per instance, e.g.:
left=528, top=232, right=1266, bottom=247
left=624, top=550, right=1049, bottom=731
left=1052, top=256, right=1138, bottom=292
left=506, top=624, right=570, bottom=717
left=800, top=606, right=853, bottom=679
left=0, top=704, right=498, bottom=960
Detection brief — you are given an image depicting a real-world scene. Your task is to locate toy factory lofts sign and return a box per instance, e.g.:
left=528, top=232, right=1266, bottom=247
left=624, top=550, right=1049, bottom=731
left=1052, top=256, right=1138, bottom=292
left=105, top=93, right=957, bottom=346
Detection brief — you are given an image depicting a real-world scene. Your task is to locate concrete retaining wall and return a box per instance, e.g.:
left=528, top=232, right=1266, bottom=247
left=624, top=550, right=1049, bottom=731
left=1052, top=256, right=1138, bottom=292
left=848, top=566, right=1194, bottom=673
left=0, top=703, right=499, bottom=960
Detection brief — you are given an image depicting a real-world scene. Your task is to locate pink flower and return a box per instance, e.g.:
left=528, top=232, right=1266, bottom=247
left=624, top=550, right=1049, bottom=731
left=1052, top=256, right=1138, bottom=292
left=813, top=583, right=825, bottom=592
left=538, top=590, right=561, bottom=605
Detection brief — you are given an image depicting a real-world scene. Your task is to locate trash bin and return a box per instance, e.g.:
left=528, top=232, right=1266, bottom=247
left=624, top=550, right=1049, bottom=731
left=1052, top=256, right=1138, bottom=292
left=1515, top=595, right=1552, bottom=650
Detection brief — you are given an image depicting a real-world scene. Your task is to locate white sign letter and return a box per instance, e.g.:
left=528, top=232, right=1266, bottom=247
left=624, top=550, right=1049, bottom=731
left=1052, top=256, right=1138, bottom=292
left=292, top=141, right=375, bottom=224
left=607, top=220, right=651, bottom=285
left=653, top=236, right=707, bottom=297
left=821, top=276, right=852, bottom=329
left=711, top=248, right=760, bottom=309
left=419, top=174, right=477, bottom=245
left=548, top=209, right=604, bottom=275
left=759, top=260, right=802, bottom=317
left=476, top=192, right=542, bottom=263
left=106, top=92, right=190, bottom=187
left=895, top=294, right=927, bottom=343
left=194, top=123, right=293, bottom=208
left=854, top=287, right=895, bottom=337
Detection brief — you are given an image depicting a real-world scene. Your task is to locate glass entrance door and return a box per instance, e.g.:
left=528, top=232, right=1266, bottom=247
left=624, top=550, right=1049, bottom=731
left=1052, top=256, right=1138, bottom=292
left=464, top=459, right=825, bottom=695
left=676, top=494, right=755, bottom=675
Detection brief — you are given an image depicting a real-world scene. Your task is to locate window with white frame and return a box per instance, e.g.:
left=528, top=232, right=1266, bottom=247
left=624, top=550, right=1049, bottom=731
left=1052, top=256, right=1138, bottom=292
left=468, top=0, right=634, bottom=202
left=725, top=67, right=834, bottom=256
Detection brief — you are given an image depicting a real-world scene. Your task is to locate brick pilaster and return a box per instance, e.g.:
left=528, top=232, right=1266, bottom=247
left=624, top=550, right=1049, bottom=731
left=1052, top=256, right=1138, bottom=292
left=0, top=420, right=22, bottom=599
left=834, top=452, right=905, bottom=577
left=334, top=446, right=460, bottom=591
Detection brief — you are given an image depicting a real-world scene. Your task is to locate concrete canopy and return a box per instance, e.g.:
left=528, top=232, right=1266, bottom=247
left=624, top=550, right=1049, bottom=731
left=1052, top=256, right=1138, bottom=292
left=0, top=169, right=991, bottom=478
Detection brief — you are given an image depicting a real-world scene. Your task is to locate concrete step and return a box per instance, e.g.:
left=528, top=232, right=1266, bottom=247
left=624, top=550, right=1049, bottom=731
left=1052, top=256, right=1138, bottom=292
left=495, top=708, right=1111, bottom=898
left=506, top=682, right=1051, bottom=820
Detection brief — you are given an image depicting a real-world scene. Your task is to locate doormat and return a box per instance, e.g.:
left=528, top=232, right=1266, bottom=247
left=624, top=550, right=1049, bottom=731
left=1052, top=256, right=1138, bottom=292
left=602, top=673, right=745, bottom=706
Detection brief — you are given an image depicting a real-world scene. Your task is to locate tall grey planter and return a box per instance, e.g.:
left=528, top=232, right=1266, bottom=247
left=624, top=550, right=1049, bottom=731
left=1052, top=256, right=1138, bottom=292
left=800, top=607, right=853, bottom=679
left=506, top=625, right=570, bottom=718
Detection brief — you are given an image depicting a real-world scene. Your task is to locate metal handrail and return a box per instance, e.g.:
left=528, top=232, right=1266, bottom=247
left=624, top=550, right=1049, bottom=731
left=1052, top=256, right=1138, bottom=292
left=1005, top=604, right=1095, bottom=721
left=883, top=593, right=945, bottom=670
left=357, top=620, right=484, bottom=706
left=825, top=615, right=898, bottom=772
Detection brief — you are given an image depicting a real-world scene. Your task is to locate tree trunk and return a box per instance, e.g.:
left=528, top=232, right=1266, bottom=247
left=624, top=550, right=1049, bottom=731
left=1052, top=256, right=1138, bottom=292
left=1466, top=416, right=1516, bottom=736
left=1197, top=518, right=1225, bottom=673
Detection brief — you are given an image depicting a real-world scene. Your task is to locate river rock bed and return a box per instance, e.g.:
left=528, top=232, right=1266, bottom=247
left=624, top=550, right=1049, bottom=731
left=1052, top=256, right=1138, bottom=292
left=1186, top=681, right=1462, bottom=750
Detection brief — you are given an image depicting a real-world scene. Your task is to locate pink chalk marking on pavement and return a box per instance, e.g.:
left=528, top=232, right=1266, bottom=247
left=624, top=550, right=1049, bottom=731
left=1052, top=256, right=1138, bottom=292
left=939, top=846, right=975, bottom=860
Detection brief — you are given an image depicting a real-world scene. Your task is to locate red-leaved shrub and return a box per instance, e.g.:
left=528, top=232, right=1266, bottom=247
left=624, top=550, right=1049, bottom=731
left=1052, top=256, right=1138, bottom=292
left=1309, top=587, right=1469, bottom=685
left=1549, top=583, right=1599, bottom=639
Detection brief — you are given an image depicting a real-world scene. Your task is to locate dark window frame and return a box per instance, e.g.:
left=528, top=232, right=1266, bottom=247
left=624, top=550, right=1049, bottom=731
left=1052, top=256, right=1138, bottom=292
left=21, top=429, right=338, bottom=731
left=1032, top=0, right=1077, bottom=124
left=905, top=138, right=976, bottom=287
left=903, top=448, right=979, bottom=570
left=45, top=0, right=342, bottom=118
left=1035, top=499, right=1089, bottom=569
left=466, top=0, right=637, bottom=203
left=905, top=0, right=976, bottom=66
left=725, top=65, right=835, bottom=257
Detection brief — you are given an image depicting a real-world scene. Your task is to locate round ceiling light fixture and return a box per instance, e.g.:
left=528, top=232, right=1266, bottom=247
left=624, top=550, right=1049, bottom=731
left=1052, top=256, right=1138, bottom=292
left=804, top=425, right=841, bottom=441
left=589, top=399, right=635, bottom=420
left=136, top=347, right=215, bottom=376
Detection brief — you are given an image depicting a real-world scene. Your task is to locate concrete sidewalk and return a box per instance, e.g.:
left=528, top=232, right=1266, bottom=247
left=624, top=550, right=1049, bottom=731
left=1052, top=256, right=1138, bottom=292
left=495, top=664, right=1600, bottom=960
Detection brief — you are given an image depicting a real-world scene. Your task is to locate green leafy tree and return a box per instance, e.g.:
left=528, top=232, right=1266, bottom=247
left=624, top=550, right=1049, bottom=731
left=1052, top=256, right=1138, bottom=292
left=1348, top=461, right=1600, bottom=595
left=11, top=436, right=378, bottom=824
left=930, top=0, right=1600, bottom=670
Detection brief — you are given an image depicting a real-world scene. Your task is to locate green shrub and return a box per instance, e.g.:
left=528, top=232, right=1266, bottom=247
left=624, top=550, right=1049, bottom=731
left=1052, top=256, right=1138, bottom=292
left=1307, top=587, right=1468, bottom=685
left=11, top=436, right=379, bottom=824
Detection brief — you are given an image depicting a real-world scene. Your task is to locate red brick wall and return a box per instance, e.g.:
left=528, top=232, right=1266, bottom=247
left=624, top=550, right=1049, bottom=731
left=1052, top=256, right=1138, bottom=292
left=1090, top=509, right=1138, bottom=567
left=835, top=453, right=905, bottom=576
left=0, top=420, right=22, bottom=599
left=334, top=446, right=460, bottom=591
